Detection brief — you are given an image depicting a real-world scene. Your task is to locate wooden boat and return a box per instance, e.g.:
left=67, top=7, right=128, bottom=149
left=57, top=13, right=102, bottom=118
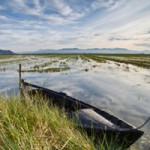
left=21, top=80, right=144, bottom=149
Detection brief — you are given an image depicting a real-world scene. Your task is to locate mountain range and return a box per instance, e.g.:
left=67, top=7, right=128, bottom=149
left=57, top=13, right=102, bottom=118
left=1, top=48, right=150, bottom=54
left=0, top=49, right=16, bottom=54
left=23, top=48, right=150, bottom=54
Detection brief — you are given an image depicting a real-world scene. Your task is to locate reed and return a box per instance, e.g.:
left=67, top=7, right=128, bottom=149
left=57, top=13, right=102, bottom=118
left=0, top=94, right=94, bottom=150
left=96, top=54, right=150, bottom=69
left=0, top=94, right=131, bottom=150
left=21, top=67, right=70, bottom=73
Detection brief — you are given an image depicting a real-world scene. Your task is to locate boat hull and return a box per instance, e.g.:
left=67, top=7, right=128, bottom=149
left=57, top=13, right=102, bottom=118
left=22, top=81, right=144, bottom=148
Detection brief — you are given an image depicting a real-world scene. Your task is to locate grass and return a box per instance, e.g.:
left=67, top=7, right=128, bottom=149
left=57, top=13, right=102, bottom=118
left=84, top=55, right=106, bottom=63
left=0, top=54, right=147, bottom=149
left=21, top=66, right=70, bottom=73
left=0, top=93, right=128, bottom=150
left=0, top=95, right=94, bottom=150
left=96, top=54, right=150, bottom=69
left=33, top=60, right=57, bottom=69
left=0, top=55, right=18, bottom=59
left=22, top=59, right=70, bottom=73
left=0, top=59, right=29, bottom=65
left=1, top=54, right=149, bottom=72
left=82, top=54, right=150, bottom=68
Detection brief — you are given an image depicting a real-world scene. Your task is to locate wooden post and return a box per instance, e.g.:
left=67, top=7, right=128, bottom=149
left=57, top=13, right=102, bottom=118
left=19, top=64, right=21, bottom=89
left=19, top=64, right=23, bottom=97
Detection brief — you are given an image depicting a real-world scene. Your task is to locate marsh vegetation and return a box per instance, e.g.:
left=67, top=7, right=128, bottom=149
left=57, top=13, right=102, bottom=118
left=0, top=54, right=150, bottom=149
left=0, top=94, right=128, bottom=150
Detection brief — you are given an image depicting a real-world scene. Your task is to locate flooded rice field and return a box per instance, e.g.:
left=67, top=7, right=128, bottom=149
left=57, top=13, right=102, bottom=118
left=0, top=54, right=150, bottom=149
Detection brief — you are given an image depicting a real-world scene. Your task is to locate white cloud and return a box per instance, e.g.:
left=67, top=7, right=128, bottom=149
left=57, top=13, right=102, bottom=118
left=135, top=43, right=150, bottom=48
left=0, top=0, right=150, bottom=51
left=52, top=0, right=73, bottom=16
left=0, top=16, right=8, bottom=20
left=91, top=0, right=119, bottom=10
left=4, top=0, right=84, bottom=24
left=0, top=4, right=4, bottom=10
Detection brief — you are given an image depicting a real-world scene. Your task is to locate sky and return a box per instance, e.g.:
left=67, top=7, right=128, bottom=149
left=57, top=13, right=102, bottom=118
left=0, top=0, right=150, bottom=52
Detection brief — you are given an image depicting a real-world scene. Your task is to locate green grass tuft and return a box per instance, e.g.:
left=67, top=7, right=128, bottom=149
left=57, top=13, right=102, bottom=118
left=0, top=95, right=95, bottom=150
left=0, top=94, right=136, bottom=150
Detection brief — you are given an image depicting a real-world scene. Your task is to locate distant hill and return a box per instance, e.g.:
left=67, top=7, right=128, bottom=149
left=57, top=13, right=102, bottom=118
left=22, top=48, right=150, bottom=54
left=0, top=49, right=16, bottom=54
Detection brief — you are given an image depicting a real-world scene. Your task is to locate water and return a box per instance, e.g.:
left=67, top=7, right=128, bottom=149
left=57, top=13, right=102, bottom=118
left=0, top=56, right=150, bottom=149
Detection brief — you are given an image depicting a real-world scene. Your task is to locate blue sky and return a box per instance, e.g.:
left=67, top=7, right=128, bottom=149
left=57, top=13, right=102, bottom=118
left=0, top=0, right=150, bottom=52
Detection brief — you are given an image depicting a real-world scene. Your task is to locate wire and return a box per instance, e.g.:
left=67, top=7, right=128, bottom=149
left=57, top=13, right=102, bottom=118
left=136, top=117, right=150, bottom=129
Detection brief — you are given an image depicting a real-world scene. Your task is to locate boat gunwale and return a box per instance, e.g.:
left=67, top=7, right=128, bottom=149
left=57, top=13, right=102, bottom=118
left=22, top=80, right=143, bottom=132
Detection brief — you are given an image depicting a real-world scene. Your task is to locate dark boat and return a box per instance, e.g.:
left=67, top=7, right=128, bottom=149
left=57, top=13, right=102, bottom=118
left=21, top=80, right=144, bottom=149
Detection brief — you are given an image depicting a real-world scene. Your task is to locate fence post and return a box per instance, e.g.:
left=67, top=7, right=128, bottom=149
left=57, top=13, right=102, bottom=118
left=19, top=64, right=21, bottom=88
left=19, top=64, right=23, bottom=97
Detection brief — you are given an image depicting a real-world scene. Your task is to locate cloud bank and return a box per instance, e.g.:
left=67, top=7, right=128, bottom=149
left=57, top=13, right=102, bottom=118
left=0, top=0, right=150, bottom=52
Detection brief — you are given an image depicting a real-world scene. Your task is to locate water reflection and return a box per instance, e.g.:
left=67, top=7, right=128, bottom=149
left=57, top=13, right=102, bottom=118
left=0, top=63, right=150, bottom=149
